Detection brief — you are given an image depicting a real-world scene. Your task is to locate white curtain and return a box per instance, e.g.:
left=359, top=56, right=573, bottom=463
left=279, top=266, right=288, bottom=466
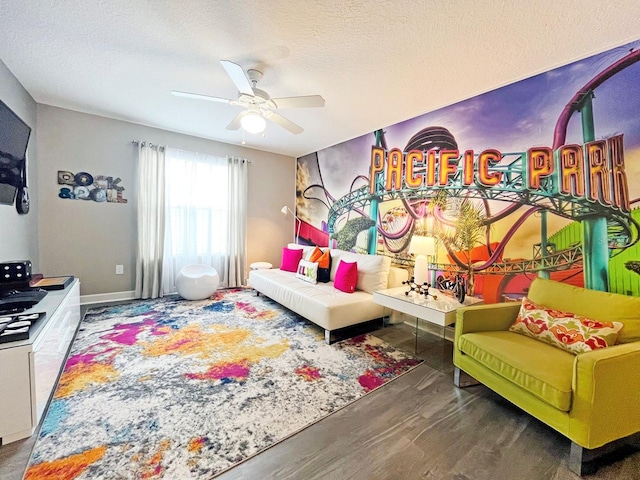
left=135, top=143, right=166, bottom=299
left=227, top=156, right=248, bottom=287
left=162, top=148, right=229, bottom=294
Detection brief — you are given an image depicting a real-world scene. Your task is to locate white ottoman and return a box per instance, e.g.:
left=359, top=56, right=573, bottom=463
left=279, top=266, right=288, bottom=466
left=250, top=262, right=273, bottom=270
left=175, top=264, right=220, bottom=300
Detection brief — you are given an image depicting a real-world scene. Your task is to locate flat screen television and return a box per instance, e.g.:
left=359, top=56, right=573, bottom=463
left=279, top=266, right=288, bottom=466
left=0, top=99, right=31, bottom=206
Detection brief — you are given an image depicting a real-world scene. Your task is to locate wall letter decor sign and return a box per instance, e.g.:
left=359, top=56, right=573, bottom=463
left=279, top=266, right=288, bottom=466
left=57, top=170, right=127, bottom=203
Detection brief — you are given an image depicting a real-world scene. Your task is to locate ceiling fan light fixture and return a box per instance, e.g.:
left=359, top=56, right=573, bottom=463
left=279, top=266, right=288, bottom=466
left=241, top=112, right=266, bottom=134
left=174, top=60, right=322, bottom=135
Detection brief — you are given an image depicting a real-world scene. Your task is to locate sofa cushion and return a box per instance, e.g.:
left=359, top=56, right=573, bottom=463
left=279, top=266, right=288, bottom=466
left=334, top=260, right=357, bottom=293
left=308, top=246, right=323, bottom=263
left=509, top=297, right=623, bottom=354
left=330, top=250, right=391, bottom=293
left=458, top=331, right=574, bottom=411
left=317, top=249, right=331, bottom=283
left=528, top=278, right=640, bottom=344
left=281, top=247, right=303, bottom=272
left=296, top=259, right=318, bottom=284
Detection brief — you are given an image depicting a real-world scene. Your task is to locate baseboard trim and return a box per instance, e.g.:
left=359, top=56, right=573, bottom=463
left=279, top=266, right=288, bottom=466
left=80, top=290, right=137, bottom=306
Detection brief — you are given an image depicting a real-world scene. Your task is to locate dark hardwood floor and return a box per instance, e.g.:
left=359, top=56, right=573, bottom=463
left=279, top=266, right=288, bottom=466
left=2, top=318, right=639, bottom=479
left=217, top=323, right=640, bottom=480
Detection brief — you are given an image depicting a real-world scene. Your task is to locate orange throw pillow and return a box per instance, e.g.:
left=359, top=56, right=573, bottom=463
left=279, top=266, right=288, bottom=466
left=308, top=246, right=323, bottom=263
left=317, top=249, right=330, bottom=268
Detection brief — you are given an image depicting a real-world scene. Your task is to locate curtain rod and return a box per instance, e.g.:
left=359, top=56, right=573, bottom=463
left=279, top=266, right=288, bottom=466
left=130, top=140, right=251, bottom=163
left=131, top=140, right=165, bottom=151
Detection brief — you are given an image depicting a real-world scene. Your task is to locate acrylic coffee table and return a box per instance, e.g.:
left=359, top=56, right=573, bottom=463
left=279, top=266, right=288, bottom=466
left=373, top=286, right=483, bottom=369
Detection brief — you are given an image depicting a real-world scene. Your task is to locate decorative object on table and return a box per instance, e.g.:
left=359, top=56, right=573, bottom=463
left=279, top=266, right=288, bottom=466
left=175, top=264, right=219, bottom=300
left=0, top=311, right=46, bottom=343
left=57, top=170, right=127, bottom=203
left=436, top=273, right=466, bottom=303
left=25, top=288, right=421, bottom=479
left=30, top=276, right=74, bottom=291
left=408, top=235, right=436, bottom=286
left=0, top=261, right=40, bottom=309
left=0, top=260, right=32, bottom=285
left=402, top=276, right=437, bottom=300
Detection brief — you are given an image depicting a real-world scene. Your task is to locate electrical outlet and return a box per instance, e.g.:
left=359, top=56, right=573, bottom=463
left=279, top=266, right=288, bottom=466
left=116, top=265, right=124, bottom=275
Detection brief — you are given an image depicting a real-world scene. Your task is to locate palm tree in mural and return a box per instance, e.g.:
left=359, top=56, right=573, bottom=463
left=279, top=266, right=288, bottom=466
left=437, top=197, right=487, bottom=296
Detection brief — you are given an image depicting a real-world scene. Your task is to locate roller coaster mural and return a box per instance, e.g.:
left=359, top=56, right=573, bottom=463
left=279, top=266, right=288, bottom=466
left=296, top=41, right=640, bottom=302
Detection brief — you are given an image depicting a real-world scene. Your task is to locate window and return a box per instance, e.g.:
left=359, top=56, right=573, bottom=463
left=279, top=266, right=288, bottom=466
left=163, top=148, right=229, bottom=292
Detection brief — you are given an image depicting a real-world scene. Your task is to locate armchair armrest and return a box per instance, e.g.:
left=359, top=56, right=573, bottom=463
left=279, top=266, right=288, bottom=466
left=570, top=342, right=640, bottom=448
left=453, top=302, right=521, bottom=378
left=455, top=302, right=520, bottom=338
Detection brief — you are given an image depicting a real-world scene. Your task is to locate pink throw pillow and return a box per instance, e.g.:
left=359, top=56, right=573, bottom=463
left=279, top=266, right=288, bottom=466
left=334, top=260, right=358, bottom=293
left=280, top=247, right=303, bottom=272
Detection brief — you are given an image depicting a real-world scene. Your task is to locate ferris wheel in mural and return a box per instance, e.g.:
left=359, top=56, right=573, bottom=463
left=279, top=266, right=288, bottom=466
left=301, top=48, right=640, bottom=282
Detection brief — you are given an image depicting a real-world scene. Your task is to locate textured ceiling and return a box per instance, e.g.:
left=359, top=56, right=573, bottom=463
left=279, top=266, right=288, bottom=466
left=1, top=1, right=639, bottom=158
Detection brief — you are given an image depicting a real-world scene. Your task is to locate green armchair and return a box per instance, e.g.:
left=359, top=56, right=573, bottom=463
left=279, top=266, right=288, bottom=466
left=453, top=277, right=640, bottom=475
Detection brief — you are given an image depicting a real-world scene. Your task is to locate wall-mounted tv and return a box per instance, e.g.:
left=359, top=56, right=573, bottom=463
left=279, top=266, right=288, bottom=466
left=0, top=99, right=31, bottom=206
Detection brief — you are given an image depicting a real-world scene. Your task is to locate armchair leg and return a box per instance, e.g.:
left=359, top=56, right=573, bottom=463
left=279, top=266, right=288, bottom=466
left=324, top=330, right=332, bottom=345
left=453, top=367, right=480, bottom=387
left=569, top=442, right=586, bottom=476
left=568, top=435, right=640, bottom=476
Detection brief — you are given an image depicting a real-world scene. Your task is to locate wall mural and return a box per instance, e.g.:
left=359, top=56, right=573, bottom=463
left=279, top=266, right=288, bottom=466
left=296, top=40, right=640, bottom=302
left=57, top=170, right=127, bottom=203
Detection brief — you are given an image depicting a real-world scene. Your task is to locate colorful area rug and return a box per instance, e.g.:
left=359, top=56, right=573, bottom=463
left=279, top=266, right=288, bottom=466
left=25, top=288, right=421, bottom=479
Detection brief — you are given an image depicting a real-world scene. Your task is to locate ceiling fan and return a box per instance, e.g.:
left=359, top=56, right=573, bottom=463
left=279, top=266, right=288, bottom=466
left=171, top=60, right=325, bottom=135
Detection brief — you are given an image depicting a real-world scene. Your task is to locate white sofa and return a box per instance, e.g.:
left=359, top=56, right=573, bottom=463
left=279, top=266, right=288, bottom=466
left=249, top=246, right=408, bottom=343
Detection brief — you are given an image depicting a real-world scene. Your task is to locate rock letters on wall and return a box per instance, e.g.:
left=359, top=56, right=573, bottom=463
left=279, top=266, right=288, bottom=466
left=57, top=170, right=127, bottom=203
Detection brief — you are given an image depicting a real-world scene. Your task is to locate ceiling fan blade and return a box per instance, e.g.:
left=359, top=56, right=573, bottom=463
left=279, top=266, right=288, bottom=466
left=225, top=111, right=245, bottom=130
left=220, top=60, right=254, bottom=96
left=171, top=90, right=232, bottom=104
left=272, top=95, right=325, bottom=109
left=266, top=112, right=304, bottom=134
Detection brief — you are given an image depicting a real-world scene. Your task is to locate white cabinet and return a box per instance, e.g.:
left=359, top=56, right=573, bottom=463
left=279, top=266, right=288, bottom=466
left=0, top=345, right=33, bottom=440
left=0, top=280, right=80, bottom=444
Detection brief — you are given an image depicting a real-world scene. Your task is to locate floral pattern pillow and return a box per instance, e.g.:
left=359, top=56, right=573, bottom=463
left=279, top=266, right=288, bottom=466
left=509, top=297, right=624, bottom=354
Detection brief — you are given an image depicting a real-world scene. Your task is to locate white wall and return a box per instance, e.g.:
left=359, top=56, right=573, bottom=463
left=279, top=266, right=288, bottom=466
left=37, top=105, right=295, bottom=296
left=0, top=60, right=39, bottom=270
